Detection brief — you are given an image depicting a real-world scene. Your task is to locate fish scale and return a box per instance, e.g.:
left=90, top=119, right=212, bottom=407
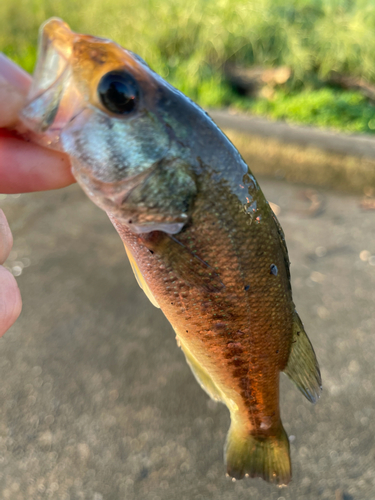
left=113, top=172, right=293, bottom=434
left=20, top=17, right=322, bottom=486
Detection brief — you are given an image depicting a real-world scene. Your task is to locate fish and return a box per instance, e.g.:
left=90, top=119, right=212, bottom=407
left=19, top=18, right=322, bottom=486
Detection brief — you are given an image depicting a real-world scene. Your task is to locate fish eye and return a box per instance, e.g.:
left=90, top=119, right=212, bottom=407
left=98, top=70, right=139, bottom=115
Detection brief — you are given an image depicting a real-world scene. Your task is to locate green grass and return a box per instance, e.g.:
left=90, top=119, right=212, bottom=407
left=2, top=0, right=375, bottom=133
left=238, top=88, right=375, bottom=134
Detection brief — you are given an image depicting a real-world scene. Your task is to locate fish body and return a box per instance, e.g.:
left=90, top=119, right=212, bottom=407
left=20, top=19, right=321, bottom=485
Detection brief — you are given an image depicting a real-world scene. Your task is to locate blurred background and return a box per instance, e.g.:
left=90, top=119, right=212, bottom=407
left=2, top=0, right=375, bottom=133
left=1, top=1, right=375, bottom=499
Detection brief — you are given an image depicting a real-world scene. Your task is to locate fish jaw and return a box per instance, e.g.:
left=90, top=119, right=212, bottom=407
left=20, top=17, right=166, bottom=151
left=20, top=18, right=80, bottom=148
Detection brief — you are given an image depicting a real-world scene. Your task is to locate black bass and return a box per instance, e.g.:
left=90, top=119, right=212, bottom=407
left=20, top=18, right=321, bottom=486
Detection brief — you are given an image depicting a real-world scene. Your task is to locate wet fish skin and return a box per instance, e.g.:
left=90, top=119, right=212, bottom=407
left=20, top=18, right=321, bottom=486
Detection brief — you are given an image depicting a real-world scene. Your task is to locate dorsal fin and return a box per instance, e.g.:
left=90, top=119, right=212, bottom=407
left=271, top=211, right=291, bottom=291
left=124, top=243, right=160, bottom=308
left=283, top=311, right=322, bottom=404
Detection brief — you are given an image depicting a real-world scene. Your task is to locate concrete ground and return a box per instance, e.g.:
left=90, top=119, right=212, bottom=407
left=1, top=178, right=375, bottom=500
left=209, top=111, right=375, bottom=194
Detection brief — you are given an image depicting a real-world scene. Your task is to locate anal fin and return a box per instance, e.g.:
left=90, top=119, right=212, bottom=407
left=178, top=335, right=223, bottom=403
left=283, top=311, right=322, bottom=404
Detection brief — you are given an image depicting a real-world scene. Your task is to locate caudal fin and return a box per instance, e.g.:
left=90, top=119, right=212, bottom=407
left=225, top=423, right=291, bottom=486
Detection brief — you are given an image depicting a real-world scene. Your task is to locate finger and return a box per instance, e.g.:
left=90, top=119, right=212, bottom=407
left=0, top=129, right=75, bottom=193
left=0, top=53, right=31, bottom=92
left=0, top=209, right=13, bottom=264
left=0, top=265, right=22, bottom=337
left=0, top=54, right=75, bottom=192
left=0, top=53, right=32, bottom=128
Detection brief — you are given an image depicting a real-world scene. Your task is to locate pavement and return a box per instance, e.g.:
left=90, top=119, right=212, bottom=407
left=1, top=178, right=375, bottom=500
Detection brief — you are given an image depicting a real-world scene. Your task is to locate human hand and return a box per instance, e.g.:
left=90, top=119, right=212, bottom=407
left=0, top=54, right=76, bottom=336
left=0, top=53, right=75, bottom=192
left=0, top=209, right=22, bottom=336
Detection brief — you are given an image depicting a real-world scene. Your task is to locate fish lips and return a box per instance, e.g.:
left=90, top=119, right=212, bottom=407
left=19, top=18, right=82, bottom=148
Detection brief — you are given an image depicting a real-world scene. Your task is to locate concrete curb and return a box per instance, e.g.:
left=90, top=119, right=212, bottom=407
left=209, top=110, right=375, bottom=160
left=208, top=110, right=375, bottom=193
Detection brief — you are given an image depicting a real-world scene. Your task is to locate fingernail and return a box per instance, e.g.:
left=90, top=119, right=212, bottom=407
left=0, top=53, right=32, bottom=93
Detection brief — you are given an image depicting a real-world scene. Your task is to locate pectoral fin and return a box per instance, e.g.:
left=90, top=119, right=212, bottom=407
left=165, top=234, right=225, bottom=294
left=140, top=231, right=225, bottom=294
left=283, top=311, right=322, bottom=404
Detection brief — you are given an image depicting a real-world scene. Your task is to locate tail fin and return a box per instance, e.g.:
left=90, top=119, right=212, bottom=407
left=225, top=423, right=291, bottom=486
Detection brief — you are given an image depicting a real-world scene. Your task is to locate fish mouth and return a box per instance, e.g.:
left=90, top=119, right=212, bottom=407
left=20, top=18, right=82, bottom=149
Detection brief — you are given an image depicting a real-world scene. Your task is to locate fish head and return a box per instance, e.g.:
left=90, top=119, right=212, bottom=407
left=21, top=18, right=198, bottom=233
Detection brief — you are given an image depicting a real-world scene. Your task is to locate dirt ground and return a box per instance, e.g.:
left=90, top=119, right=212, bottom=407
left=1, top=177, right=375, bottom=500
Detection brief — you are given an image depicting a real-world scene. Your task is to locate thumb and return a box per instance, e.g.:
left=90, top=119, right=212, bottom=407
left=0, top=53, right=32, bottom=129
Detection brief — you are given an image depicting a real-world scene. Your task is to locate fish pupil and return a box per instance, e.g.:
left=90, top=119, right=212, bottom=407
left=98, top=71, right=139, bottom=114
